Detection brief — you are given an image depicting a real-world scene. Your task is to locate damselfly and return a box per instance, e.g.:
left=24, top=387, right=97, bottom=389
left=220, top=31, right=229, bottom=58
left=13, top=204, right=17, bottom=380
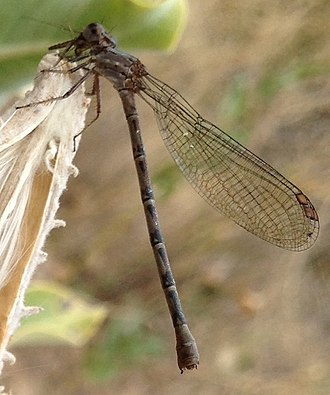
left=29, top=23, right=319, bottom=372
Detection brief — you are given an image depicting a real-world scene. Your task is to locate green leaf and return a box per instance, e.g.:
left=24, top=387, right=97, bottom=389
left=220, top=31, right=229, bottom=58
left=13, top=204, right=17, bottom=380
left=0, top=0, right=188, bottom=98
left=11, top=281, right=108, bottom=347
left=84, top=318, right=164, bottom=381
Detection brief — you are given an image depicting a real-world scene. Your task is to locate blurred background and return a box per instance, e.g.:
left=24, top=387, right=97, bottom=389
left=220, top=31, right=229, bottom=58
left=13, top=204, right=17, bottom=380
left=1, top=0, right=330, bottom=394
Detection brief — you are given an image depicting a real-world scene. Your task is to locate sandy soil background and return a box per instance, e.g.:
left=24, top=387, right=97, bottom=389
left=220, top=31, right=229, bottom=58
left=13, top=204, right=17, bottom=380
left=3, top=1, right=330, bottom=394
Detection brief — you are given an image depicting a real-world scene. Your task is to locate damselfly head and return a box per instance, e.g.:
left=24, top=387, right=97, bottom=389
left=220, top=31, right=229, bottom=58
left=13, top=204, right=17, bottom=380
left=49, top=23, right=116, bottom=60
left=82, top=23, right=117, bottom=49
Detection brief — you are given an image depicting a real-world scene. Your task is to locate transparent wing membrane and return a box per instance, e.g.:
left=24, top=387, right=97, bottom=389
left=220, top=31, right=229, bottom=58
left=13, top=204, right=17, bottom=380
left=139, top=74, right=319, bottom=251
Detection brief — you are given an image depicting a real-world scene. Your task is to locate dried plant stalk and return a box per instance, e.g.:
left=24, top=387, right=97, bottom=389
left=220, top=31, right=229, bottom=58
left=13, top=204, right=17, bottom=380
left=0, top=54, right=90, bottom=374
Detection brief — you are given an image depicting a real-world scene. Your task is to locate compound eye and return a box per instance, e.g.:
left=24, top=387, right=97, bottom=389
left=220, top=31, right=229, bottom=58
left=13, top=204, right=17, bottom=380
left=83, top=23, right=104, bottom=42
